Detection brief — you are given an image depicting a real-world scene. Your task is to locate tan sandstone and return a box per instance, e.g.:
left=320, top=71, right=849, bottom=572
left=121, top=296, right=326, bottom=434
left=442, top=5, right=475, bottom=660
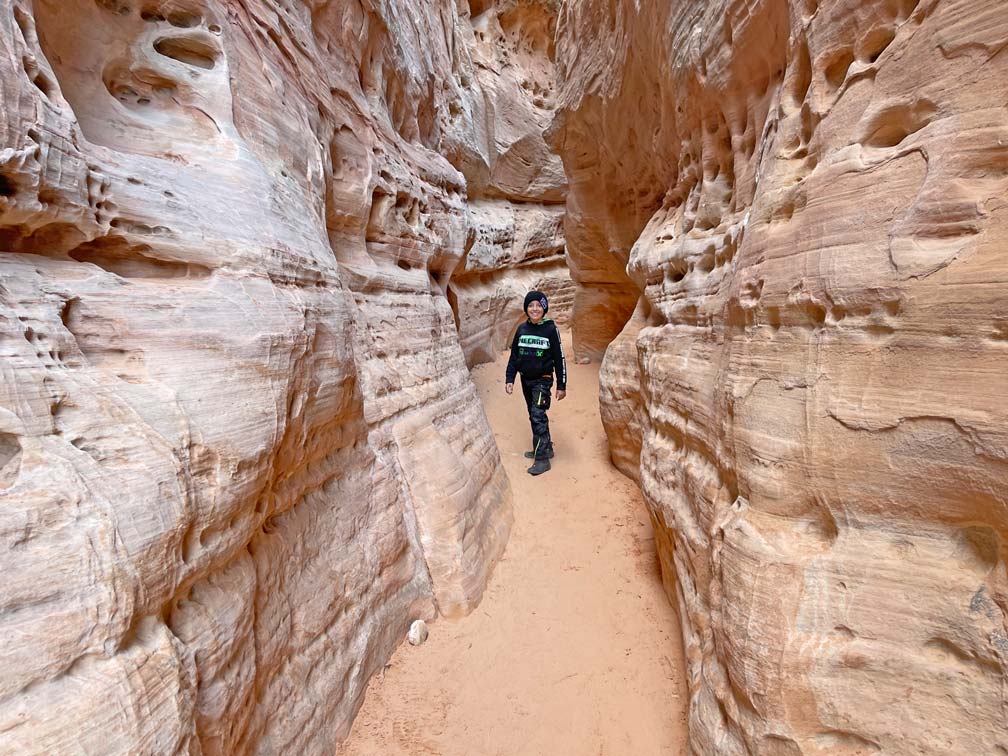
left=552, top=0, right=1008, bottom=753
left=4, top=0, right=1002, bottom=752
left=0, top=0, right=572, bottom=751
left=447, top=0, right=573, bottom=368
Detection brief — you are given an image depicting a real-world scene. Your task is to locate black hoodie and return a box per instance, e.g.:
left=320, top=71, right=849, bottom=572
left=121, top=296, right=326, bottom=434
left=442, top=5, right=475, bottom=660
left=505, top=318, right=566, bottom=390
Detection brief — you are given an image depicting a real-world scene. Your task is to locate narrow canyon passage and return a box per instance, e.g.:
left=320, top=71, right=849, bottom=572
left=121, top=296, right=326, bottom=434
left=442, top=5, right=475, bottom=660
left=338, top=343, right=688, bottom=755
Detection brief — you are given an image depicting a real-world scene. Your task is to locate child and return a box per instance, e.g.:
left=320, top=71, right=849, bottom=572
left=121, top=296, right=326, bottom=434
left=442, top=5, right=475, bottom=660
left=505, top=290, right=567, bottom=475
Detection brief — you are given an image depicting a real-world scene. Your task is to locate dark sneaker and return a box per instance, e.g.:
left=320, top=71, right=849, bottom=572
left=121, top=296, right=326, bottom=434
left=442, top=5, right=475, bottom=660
left=527, top=458, right=551, bottom=476
left=524, top=448, right=555, bottom=459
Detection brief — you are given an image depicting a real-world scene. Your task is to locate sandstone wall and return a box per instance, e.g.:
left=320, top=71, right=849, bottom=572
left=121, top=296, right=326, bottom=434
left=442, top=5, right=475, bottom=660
left=553, top=0, right=1008, bottom=753
left=448, top=0, right=573, bottom=367
left=0, top=0, right=553, bottom=751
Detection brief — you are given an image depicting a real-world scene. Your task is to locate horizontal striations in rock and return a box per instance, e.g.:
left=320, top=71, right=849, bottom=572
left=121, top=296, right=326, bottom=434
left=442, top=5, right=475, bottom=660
left=554, top=0, right=1008, bottom=753
left=446, top=0, right=573, bottom=367
left=453, top=198, right=572, bottom=366
left=0, top=0, right=530, bottom=752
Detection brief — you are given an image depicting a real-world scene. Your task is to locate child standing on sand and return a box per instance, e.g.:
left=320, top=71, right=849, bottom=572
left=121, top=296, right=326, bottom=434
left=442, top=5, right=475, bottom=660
left=505, top=291, right=567, bottom=476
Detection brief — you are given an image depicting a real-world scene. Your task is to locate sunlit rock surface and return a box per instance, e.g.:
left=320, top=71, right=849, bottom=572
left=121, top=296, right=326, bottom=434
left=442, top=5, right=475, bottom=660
left=0, top=0, right=577, bottom=751
left=553, top=0, right=1008, bottom=753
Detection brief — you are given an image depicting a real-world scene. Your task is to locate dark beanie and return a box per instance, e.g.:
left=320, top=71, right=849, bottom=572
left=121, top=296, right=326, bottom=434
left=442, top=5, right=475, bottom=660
left=523, top=290, right=548, bottom=315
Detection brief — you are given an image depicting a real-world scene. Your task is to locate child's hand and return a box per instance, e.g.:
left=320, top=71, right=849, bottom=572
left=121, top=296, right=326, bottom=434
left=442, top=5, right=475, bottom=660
left=505, top=383, right=514, bottom=395
left=557, top=389, right=566, bottom=401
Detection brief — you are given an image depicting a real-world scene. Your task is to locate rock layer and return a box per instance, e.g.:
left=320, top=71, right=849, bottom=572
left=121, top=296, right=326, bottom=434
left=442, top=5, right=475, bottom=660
left=452, top=198, right=572, bottom=366
left=448, top=0, right=573, bottom=367
left=0, top=0, right=567, bottom=751
left=553, top=0, right=1008, bottom=753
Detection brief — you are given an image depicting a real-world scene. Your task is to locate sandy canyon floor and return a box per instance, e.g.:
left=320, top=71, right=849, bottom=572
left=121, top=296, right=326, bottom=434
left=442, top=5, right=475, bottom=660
left=337, top=342, right=688, bottom=755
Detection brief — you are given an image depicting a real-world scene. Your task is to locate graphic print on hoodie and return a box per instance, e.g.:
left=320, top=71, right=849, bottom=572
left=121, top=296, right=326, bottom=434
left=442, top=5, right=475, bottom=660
left=505, top=318, right=566, bottom=389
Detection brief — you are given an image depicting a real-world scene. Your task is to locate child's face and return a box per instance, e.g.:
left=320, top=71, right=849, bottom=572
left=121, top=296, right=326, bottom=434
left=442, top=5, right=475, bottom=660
left=526, top=300, right=545, bottom=323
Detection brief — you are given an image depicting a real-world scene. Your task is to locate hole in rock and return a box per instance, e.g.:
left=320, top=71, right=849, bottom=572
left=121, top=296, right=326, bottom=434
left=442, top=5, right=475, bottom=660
left=790, top=37, right=812, bottom=106
left=96, top=0, right=132, bottom=14
left=824, top=49, right=854, bottom=91
left=866, top=322, right=895, bottom=336
left=467, top=0, right=492, bottom=18
left=696, top=246, right=716, bottom=274
left=166, top=10, right=202, bottom=27
left=860, top=100, right=936, bottom=148
left=22, top=55, right=57, bottom=99
left=67, top=234, right=211, bottom=280
left=101, top=58, right=180, bottom=110
left=0, top=221, right=87, bottom=256
left=59, top=297, right=79, bottom=332
left=667, top=260, right=688, bottom=283
left=0, top=174, right=16, bottom=197
left=0, top=432, right=22, bottom=489
left=109, top=218, right=170, bottom=235
left=956, top=525, right=1000, bottom=573
left=859, top=26, right=896, bottom=63
left=800, top=102, right=817, bottom=145
left=12, top=5, right=33, bottom=40
left=367, top=187, right=393, bottom=231
left=154, top=36, right=218, bottom=69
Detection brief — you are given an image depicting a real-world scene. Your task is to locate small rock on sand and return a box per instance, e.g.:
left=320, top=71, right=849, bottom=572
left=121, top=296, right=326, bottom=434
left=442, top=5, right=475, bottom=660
left=407, top=620, right=428, bottom=646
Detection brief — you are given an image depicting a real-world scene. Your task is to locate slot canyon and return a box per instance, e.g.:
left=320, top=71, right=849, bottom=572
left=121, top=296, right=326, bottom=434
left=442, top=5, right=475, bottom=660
left=0, top=0, right=1005, bottom=753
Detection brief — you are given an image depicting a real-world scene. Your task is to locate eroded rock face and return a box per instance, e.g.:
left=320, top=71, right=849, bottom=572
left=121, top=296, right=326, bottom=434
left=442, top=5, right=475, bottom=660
left=0, top=0, right=553, bottom=751
left=448, top=0, right=573, bottom=367
left=453, top=198, right=572, bottom=366
left=553, top=0, right=1008, bottom=753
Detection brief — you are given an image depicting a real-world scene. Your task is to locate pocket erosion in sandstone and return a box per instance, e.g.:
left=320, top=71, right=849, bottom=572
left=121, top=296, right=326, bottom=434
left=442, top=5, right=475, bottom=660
left=551, top=0, right=1008, bottom=753
left=5, top=0, right=1006, bottom=753
left=0, top=0, right=579, bottom=751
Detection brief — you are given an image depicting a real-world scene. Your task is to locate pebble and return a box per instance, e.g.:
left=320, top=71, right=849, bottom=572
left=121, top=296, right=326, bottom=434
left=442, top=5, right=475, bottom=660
left=408, top=619, right=428, bottom=646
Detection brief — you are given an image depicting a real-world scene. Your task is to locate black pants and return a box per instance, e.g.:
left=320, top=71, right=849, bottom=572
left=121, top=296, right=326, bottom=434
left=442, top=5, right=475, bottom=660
left=521, top=376, right=553, bottom=460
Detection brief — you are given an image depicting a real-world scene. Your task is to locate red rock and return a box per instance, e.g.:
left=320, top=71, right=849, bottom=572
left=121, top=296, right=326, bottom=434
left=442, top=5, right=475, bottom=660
left=0, top=0, right=568, bottom=751
left=553, top=1, right=1008, bottom=753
